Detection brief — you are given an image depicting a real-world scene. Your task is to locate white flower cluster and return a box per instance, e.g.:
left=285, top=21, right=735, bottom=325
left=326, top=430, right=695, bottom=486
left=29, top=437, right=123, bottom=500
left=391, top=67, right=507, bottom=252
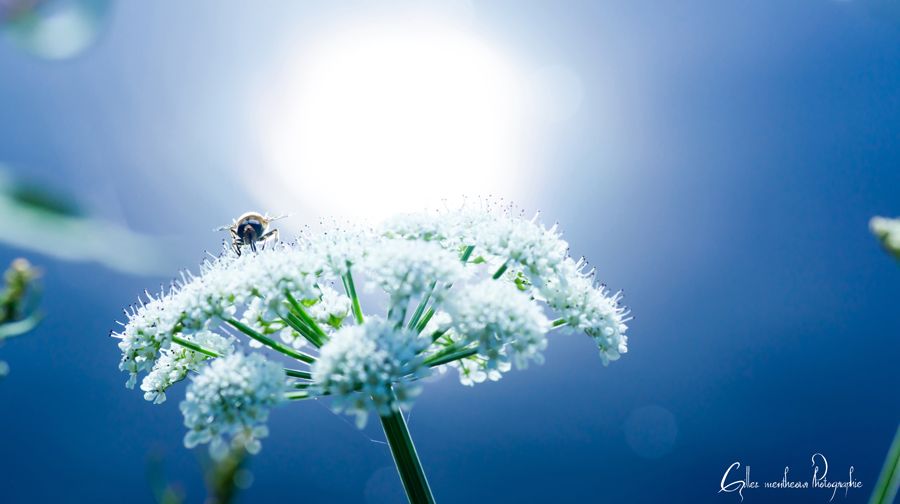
left=364, top=239, right=467, bottom=303
left=141, top=330, right=234, bottom=404
left=312, top=319, right=430, bottom=427
left=298, top=224, right=374, bottom=277
left=379, top=207, right=630, bottom=368
left=114, top=245, right=321, bottom=387
left=542, top=258, right=630, bottom=365
left=180, top=353, right=285, bottom=454
left=445, top=280, right=549, bottom=370
left=113, top=204, right=632, bottom=451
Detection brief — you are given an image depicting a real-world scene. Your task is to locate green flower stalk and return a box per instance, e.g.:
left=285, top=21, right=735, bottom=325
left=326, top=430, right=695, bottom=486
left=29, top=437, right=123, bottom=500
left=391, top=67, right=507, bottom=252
left=112, top=206, right=632, bottom=503
left=869, top=216, right=900, bottom=504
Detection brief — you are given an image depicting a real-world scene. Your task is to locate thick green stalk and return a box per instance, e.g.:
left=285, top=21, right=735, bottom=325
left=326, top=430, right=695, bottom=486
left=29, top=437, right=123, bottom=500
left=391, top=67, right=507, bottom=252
left=226, top=318, right=316, bottom=364
left=380, top=399, right=435, bottom=504
left=870, top=425, right=900, bottom=504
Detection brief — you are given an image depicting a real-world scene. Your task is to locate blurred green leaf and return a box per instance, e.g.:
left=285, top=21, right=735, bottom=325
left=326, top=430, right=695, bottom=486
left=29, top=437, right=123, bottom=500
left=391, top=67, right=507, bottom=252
left=870, top=425, right=900, bottom=504
left=0, top=166, right=178, bottom=276
left=0, top=314, right=41, bottom=340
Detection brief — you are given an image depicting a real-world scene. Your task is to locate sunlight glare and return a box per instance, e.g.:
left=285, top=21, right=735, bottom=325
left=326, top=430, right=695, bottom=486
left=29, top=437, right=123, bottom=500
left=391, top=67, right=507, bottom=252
left=254, top=20, right=528, bottom=220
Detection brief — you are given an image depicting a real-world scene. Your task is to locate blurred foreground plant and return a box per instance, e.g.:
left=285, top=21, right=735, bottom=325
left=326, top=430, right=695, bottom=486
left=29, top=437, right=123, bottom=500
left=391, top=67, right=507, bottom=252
left=0, top=166, right=177, bottom=275
left=112, top=205, right=631, bottom=503
left=0, top=258, right=40, bottom=377
left=871, top=216, right=900, bottom=260
left=869, top=216, right=900, bottom=504
left=149, top=442, right=252, bottom=504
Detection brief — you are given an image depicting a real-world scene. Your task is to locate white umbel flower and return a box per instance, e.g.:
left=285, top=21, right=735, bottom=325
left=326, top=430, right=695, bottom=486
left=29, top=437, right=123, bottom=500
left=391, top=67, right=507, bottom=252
left=445, top=280, right=550, bottom=370
left=313, top=319, right=430, bottom=427
left=544, top=260, right=630, bottom=365
left=114, top=245, right=322, bottom=387
left=300, top=225, right=374, bottom=277
left=140, top=331, right=234, bottom=404
left=363, top=239, right=467, bottom=303
left=380, top=207, right=569, bottom=289
left=475, top=213, right=569, bottom=288
left=180, top=353, right=285, bottom=454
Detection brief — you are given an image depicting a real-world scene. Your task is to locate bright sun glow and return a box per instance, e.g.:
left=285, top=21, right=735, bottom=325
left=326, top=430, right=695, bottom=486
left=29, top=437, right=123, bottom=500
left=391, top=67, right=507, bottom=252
left=254, top=20, right=528, bottom=220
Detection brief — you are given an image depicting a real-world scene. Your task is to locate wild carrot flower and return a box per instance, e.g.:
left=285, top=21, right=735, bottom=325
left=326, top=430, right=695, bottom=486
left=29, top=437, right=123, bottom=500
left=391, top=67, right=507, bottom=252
left=180, top=352, right=285, bottom=454
left=313, top=318, right=430, bottom=427
left=110, top=204, right=632, bottom=503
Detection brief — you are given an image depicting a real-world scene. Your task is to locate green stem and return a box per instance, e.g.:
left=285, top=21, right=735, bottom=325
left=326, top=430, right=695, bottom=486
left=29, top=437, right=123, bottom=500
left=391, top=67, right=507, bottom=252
left=226, top=318, right=316, bottom=364
left=408, top=246, right=472, bottom=333
left=281, top=313, right=323, bottom=348
left=426, top=346, right=478, bottom=367
left=549, top=318, right=568, bottom=331
left=460, top=245, right=475, bottom=263
left=429, top=328, right=448, bottom=343
left=414, top=308, right=435, bottom=335
left=285, top=391, right=312, bottom=401
left=380, top=396, right=436, bottom=504
left=342, top=268, right=365, bottom=324
left=284, top=368, right=312, bottom=380
left=492, top=262, right=508, bottom=280
left=871, top=425, right=900, bottom=504
left=407, top=283, right=436, bottom=330
left=172, top=335, right=221, bottom=358
left=284, top=291, right=329, bottom=343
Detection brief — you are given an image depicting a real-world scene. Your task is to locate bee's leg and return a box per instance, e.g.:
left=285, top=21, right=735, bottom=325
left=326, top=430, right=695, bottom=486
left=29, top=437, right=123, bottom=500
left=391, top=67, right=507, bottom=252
left=258, top=229, right=279, bottom=249
left=229, top=230, right=242, bottom=256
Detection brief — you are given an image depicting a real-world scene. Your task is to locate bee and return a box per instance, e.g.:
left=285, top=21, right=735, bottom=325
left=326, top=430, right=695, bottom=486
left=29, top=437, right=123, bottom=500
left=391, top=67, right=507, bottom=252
left=215, top=211, right=287, bottom=256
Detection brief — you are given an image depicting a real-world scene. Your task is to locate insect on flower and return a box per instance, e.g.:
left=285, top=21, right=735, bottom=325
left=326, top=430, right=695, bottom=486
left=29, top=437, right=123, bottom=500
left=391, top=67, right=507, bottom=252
left=215, top=211, right=287, bottom=256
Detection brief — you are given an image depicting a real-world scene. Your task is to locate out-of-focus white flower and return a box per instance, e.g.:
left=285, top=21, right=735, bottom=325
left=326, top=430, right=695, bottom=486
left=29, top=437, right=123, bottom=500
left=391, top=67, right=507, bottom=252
left=445, top=280, right=549, bottom=371
left=871, top=216, right=900, bottom=258
left=313, top=319, right=430, bottom=427
left=141, top=330, right=234, bottom=404
left=363, top=239, right=467, bottom=304
left=180, top=353, right=285, bottom=454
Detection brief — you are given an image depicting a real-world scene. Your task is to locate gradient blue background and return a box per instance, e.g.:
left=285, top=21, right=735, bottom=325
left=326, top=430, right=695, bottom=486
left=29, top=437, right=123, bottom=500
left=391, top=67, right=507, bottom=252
left=1, top=1, right=898, bottom=502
